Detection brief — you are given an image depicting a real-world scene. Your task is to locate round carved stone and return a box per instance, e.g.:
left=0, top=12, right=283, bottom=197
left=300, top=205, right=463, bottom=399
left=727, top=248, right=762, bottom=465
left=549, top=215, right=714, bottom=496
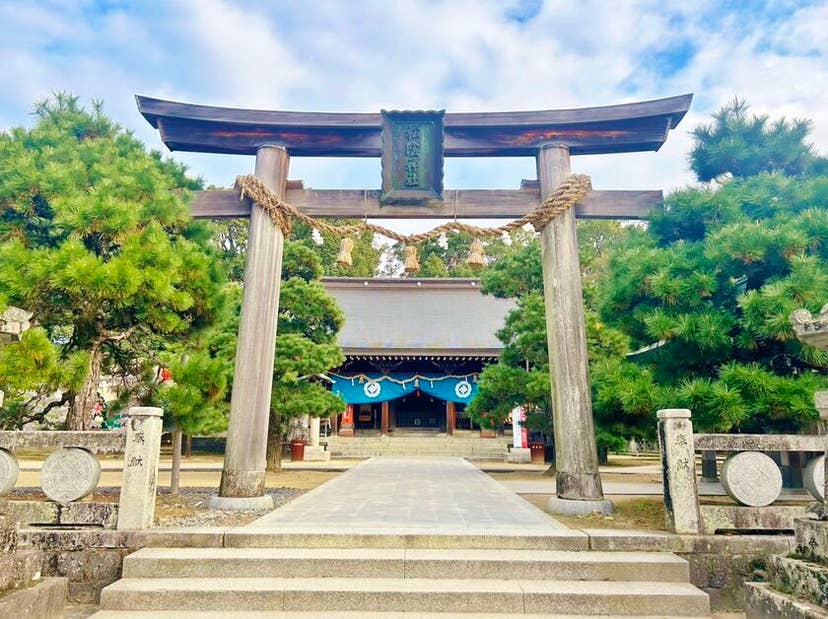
left=804, top=455, right=825, bottom=502
left=721, top=451, right=782, bottom=507
left=40, top=447, right=101, bottom=503
left=0, top=448, right=19, bottom=496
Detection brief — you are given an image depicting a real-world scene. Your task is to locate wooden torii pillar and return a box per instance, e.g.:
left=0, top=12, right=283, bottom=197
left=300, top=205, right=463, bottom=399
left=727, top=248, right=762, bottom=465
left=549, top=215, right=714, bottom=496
left=137, top=94, right=692, bottom=512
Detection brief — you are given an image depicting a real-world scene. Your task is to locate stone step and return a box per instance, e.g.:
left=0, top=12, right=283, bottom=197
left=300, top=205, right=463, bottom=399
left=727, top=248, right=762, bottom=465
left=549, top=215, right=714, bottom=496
left=122, top=547, right=689, bottom=582
left=92, top=612, right=710, bottom=619
left=745, top=582, right=828, bottom=618
left=324, top=436, right=511, bottom=459
left=767, top=555, right=828, bottom=609
left=99, top=577, right=710, bottom=615
left=221, top=529, right=589, bottom=550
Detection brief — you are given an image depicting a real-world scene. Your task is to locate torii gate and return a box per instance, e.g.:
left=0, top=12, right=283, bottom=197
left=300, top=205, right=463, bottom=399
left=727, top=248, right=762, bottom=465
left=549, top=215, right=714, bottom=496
left=137, top=94, right=692, bottom=513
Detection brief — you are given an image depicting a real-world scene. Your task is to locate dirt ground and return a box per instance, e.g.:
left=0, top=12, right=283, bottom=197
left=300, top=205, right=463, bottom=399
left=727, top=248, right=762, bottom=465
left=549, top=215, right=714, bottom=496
left=520, top=494, right=668, bottom=530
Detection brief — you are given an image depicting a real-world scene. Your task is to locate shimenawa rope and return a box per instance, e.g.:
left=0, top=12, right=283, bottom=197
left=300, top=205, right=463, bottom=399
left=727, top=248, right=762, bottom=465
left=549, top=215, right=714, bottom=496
left=234, top=174, right=591, bottom=241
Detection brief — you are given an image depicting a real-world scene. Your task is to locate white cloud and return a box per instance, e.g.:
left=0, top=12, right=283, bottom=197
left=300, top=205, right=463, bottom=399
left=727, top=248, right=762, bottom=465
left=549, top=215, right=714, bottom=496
left=1, top=0, right=827, bottom=236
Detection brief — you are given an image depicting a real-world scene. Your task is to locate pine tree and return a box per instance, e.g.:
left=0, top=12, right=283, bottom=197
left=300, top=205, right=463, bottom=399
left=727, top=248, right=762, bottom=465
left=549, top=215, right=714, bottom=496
left=689, top=98, right=827, bottom=182
left=467, top=221, right=638, bottom=453
left=600, top=102, right=828, bottom=433
left=267, top=241, right=345, bottom=470
left=0, top=94, right=226, bottom=429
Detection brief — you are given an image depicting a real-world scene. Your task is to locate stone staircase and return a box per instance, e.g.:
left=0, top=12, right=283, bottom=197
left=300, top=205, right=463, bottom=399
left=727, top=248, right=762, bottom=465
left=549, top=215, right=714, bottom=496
left=745, top=517, right=828, bottom=618
left=92, top=537, right=710, bottom=617
left=325, top=433, right=510, bottom=459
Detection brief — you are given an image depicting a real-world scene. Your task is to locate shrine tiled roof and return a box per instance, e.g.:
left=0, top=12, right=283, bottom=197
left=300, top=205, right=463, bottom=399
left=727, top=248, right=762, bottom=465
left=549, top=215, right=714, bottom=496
left=322, top=278, right=515, bottom=357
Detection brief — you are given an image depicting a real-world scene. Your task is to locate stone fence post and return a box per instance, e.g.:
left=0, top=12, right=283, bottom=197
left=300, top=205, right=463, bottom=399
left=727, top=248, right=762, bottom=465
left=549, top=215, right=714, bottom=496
left=657, top=409, right=702, bottom=534
left=117, top=407, right=163, bottom=530
left=816, top=391, right=828, bottom=510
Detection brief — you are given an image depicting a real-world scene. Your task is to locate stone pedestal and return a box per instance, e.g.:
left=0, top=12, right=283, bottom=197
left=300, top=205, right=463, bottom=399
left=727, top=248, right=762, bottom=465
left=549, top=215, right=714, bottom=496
left=657, top=409, right=702, bottom=534
left=303, top=446, right=331, bottom=462
left=505, top=447, right=531, bottom=464
left=117, top=407, right=163, bottom=530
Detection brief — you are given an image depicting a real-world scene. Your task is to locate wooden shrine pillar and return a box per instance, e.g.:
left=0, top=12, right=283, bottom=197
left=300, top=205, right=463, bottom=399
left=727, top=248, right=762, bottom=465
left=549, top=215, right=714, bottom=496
left=537, top=144, right=610, bottom=513
left=219, top=146, right=288, bottom=499
left=446, top=401, right=456, bottom=436
left=381, top=401, right=390, bottom=436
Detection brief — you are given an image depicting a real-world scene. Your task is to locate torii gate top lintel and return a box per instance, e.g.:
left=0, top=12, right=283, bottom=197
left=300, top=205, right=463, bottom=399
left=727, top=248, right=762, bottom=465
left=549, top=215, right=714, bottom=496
left=135, top=93, right=692, bottom=157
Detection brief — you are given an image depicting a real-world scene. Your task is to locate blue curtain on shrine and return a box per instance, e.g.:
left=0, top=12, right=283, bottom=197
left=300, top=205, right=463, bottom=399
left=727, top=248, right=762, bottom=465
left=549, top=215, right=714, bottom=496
left=330, top=372, right=478, bottom=405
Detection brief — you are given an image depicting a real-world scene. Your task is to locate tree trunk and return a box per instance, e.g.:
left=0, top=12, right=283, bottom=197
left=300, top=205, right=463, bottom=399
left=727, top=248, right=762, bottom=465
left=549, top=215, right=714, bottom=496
left=266, top=412, right=282, bottom=473
left=184, top=434, right=193, bottom=458
left=171, top=427, right=182, bottom=495
left=66, top=345, right=103, bottom=430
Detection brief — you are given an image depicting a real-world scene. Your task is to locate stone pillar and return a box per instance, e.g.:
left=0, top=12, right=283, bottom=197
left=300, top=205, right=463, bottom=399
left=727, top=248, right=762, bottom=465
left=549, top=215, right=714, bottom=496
left=657, top=409, right=702, bottom=534
left=309, top=417, right=321, bottom=448
left=816, top=391, right=828, bottom=509
left=512, top=406, right=523, bottom=449
left=538, top=144, right=611, bottom=515
left=117, top=407, right=163, bottom=530
left=219, top=146, right=288, bottom=502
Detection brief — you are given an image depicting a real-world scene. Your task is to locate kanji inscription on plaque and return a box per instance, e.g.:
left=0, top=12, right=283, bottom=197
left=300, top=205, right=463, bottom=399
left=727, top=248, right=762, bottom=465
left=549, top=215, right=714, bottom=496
left=380, top=110, right=444, bottom=204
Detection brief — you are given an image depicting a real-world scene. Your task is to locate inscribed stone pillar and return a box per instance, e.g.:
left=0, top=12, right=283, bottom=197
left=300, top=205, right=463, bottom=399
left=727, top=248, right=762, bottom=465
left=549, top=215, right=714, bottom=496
left=657, top=409, right=702, bottom=534
left=117, top=407, right=163, bottom=530
left=219, top=146, right=288, bottom=499
left=537, top=145, right=611, bottom=515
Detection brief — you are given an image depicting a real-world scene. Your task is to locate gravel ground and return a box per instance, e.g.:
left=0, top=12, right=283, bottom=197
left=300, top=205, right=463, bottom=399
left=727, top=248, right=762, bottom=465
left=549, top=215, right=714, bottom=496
left=8, top=485, right=305, bottom=527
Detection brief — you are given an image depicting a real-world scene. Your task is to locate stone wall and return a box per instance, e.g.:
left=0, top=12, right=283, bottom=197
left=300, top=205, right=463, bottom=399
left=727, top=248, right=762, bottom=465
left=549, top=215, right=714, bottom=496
left=677, top=535, right=795, bottom=611
left=18, top=528, right=222, bottom=604
left=0, top=502, right=67, bottom=618
left=16, top=526, right=796, bottom=611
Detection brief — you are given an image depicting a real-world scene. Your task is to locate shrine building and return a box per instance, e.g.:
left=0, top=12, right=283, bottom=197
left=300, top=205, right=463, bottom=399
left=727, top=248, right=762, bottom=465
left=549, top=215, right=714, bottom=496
left=322, top=277, right=514, bottom=437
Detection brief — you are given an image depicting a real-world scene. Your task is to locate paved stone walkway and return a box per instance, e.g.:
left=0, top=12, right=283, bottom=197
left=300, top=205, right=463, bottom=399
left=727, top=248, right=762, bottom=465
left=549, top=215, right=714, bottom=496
left=245, top=457, right=570, bottom=534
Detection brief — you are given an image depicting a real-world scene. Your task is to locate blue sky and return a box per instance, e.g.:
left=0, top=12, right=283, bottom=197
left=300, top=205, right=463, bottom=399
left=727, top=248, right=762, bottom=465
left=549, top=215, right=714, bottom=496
left=1, top=0, right=827, bottom=232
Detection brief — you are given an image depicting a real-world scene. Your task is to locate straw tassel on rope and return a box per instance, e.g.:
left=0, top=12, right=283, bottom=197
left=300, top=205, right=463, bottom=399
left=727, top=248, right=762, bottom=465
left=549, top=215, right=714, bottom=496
left=403, top=245, right=420, bottom=274
left=465, top=238, right=486, bottom=270
left=336, top=237, right=355, bottom=267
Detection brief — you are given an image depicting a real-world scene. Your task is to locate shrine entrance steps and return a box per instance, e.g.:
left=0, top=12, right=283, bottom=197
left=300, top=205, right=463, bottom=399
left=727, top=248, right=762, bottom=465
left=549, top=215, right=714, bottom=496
left=324, top=433, right=510, bottom=459
left=93, top=545, right=710, bottom=617
left=92, top=458, right=709, bottom=617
